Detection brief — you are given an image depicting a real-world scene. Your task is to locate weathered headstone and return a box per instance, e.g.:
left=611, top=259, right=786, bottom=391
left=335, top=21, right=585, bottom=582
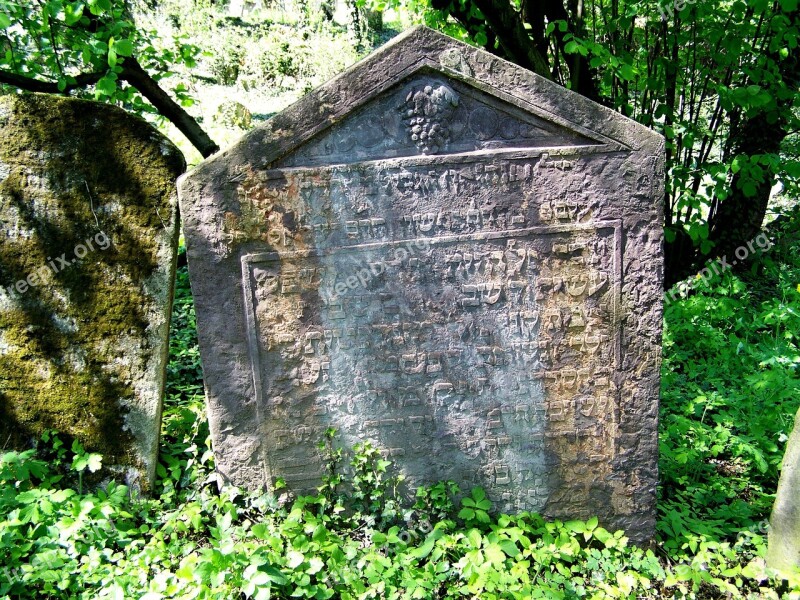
left=768, top=407, right=800, bottom=576
left=0, top=94, right=184, bottom=492
left=179, top=27, right=664, bottom=541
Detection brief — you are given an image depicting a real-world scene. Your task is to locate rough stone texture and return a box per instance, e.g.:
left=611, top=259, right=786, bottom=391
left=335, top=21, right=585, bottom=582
left=768, top=407, right=800, bottom=575
left=0, top=93, right=184, bottom=493
left=179, top=27, right=664, bottom=542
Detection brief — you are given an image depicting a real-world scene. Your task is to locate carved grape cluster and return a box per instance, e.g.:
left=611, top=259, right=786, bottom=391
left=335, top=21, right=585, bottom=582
left=400, top=84, right=459, bottom=154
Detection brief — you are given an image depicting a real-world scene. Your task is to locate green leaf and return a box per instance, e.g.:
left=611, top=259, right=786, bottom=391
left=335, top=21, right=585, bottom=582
left=306, top=557, right=324, bottom=575
left=64, top=3, right=86, bottom=26
left=458, top=507, right=475, bottom=520
left=565, top=520, right=585, bottom=533
left=372, top=532, right=387, bottom=545
left=742, top=181, right=757, bottom=197
left=618, top=64, right=636, bottom=81
left=260, top=565, right=287, bottom=585
left=86, top=454, right=102, bottom=473
left=114, top=39, right=134, bottom=57
left=467, top=528, right=482, bottom=549
left=475, top=498, right=491, bottom=510
left=0, top=12, right=10, bottom=29
left=498, top=539, right=519, bottom=557
left=286, top=550, right=304, bottom=569
left=471, top=488, right=486, bottom=501
left=88, top=0, right=112, bottom=15
left=95, top=75, right=117, bottom=96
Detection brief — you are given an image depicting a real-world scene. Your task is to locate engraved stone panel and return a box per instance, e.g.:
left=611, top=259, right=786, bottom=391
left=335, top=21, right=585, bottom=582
left=178, top=27, right=664, bottom=542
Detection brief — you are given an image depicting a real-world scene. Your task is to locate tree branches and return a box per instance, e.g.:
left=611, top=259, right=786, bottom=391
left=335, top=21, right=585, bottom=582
left=0, top=70, right=104, bottom=93
left=0, top=60, right=219, bottom=158
left=121, top=58, right=219, bottom=158
left=469, top=0, right=551, bottom=78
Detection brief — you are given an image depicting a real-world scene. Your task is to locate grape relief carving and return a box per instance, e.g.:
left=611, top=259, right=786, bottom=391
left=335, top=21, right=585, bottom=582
left=399, top=83, right=459, bottom=154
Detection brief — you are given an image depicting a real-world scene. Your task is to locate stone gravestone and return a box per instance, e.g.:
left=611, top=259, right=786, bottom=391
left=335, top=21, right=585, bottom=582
left=0, top=94, right=184, bottom=492
left=179, top=27, right=664, bottom=541
left=767, top=407, right=800, bottom=576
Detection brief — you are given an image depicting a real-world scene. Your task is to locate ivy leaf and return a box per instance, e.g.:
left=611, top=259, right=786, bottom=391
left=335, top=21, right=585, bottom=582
left=0, top=12, right=11, bottom=29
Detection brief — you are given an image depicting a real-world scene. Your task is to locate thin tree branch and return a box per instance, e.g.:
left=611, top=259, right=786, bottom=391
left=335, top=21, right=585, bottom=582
left=0, top=69, right=104, bottom=93
left=120, top=57, right=219, bottom=158
left=0, top=61, right=220, bottom=158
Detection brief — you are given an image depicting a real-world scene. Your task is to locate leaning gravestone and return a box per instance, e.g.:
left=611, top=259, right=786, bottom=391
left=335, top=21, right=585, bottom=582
left=0, top=94, right=184, bottom=492
left=767, top=407, right=800, bottom=576
left=179, top=27, right=664, bottom=541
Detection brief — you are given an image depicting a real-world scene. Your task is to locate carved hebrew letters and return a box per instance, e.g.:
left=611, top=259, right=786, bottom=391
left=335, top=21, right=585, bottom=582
left=240, top=144, right=623, bottom=513
left=179, top=26, right=663, bottom=543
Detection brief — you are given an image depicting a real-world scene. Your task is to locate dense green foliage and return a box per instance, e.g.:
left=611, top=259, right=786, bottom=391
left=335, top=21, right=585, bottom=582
left=1, top=213, right=799, bottom=598
left=1, top=2, right=799, bottom=598
left=3, top=0, right=797, bottom=278
left=379, top=0, right=800, bottom=283
left=660, top=213, right=800, bottom=551
left=0, top=0, right=198, bottom=109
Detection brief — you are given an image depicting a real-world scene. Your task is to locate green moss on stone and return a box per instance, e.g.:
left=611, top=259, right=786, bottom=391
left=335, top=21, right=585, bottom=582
left=0, top=93, right=185, bottom=485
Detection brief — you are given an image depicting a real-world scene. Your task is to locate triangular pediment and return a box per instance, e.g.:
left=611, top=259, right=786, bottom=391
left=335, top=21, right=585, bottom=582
left=189, top=26, right=661, bottom=179
left=274, top=71, right=618, bottom=168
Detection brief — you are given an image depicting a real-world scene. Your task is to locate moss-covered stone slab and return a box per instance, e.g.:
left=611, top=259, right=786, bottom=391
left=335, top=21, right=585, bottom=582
left=0, top=93, right=184, bottom=493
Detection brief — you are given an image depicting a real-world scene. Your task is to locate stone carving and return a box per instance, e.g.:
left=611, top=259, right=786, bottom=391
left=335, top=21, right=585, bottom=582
left=178, top=26, right=664, bottom=543
left=400, top=83, right=459, bottom=154
left=0, top=93, right=184, bottom=492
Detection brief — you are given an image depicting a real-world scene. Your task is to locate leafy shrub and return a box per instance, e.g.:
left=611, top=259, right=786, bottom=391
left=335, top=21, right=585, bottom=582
left=2, top=223, right=800, bottom=599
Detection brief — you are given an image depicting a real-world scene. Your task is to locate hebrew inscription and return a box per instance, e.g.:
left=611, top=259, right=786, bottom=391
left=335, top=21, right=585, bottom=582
left=178, top=26, right=664, bottom=542
left=242, top=221, right=621, bottom=511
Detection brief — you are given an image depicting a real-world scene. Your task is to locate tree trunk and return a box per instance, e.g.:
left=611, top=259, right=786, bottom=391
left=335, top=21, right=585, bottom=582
left=706, top=109, right=785, bottom=269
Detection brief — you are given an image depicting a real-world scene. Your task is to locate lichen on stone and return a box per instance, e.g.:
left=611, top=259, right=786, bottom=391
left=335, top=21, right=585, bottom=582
left=0, top=93, right=185, bottom=492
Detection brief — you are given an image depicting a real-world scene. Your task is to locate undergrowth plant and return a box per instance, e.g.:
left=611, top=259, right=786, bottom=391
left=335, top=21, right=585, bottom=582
left=1, top=214, right=799, bottom=599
